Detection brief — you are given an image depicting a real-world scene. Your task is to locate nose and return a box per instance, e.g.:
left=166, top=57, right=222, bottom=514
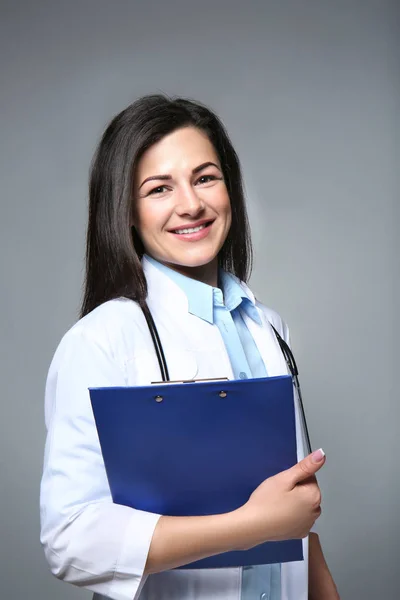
left=175, top=184, right=204, bottom=217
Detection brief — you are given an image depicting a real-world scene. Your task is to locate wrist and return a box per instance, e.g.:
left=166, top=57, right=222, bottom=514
left=228, top=503, right=272, bottom=551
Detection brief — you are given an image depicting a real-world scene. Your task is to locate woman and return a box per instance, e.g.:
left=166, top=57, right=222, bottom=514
left=40, top=94, right=339, bottom=600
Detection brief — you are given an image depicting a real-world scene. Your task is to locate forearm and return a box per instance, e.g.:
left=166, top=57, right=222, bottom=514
left=145, top=509, right=246, bottom=574
left=308, top=532, right=340, bottom=600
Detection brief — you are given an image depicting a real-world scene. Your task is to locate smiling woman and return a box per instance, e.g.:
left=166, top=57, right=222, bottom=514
left=39, top=94, right=339, bottom=600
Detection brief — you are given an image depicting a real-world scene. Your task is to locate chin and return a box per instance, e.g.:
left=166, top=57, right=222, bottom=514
left=170, top=256, right=217, bottom=269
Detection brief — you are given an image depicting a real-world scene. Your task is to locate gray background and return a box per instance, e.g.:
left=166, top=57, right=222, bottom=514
left=1, top=0, right=398, bottom=598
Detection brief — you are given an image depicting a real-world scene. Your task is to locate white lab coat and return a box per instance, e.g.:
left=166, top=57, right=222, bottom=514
left=40, top=256, right=310, bottom=600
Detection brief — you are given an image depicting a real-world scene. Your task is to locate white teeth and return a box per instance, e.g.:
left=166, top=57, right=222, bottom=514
left=174, top=224, right=207, bottom=234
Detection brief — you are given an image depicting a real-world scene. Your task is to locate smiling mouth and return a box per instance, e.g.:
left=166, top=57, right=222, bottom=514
left=171, top=221, right=213, bottom=235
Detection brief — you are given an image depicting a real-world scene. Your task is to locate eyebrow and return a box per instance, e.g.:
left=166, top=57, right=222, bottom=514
left=139, top=161, right=221, bottom=189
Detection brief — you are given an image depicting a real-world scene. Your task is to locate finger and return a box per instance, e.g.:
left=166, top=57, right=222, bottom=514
left=285, top=449, right=326, bottom=487
left=296, top=474, right=317, bottom=487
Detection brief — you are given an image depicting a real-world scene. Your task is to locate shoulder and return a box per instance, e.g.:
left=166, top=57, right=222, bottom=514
left=256, top=301, right=290, bottom=343
left=64, top=297, right=143, bottom=341
left=255, top=301, right=289, bottom=338
left=50, top=298, right=147, bottom=368
left=73, top=297, right=143, bottom=334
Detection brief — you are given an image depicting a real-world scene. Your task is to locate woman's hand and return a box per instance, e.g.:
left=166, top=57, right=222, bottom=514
left=146, top=450, right=325, bottom=574
left=234, top=449, right=325, bottom=550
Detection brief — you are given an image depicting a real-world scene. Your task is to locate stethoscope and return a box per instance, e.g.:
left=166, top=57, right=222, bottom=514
left=141, top=302, right=312, bottom=454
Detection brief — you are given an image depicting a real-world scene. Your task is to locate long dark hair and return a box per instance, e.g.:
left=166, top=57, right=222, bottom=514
left=80, top=94, right=253, bottom=318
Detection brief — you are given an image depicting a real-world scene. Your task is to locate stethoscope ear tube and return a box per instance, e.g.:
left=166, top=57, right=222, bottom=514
left=141, top=304, right=312, bottom=454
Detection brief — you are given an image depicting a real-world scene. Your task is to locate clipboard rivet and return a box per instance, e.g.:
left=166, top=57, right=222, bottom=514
left=155, top=395, right=163, bottom=403
left=219, top=391, right=227, bottom=398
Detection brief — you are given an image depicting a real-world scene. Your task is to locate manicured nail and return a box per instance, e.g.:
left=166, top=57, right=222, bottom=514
left=311, top=448, right=326, bottom=463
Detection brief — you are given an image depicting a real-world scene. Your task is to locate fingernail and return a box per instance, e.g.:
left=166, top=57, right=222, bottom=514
left=311, top=448, right=326, bottom=463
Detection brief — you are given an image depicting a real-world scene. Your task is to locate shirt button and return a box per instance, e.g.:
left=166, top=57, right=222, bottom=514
left=260, top=594, right=268, bottom=600
left=239, top=371, right=248, bottom=379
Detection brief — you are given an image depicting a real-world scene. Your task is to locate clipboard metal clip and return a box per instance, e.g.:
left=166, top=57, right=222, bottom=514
left=150, top=376, right=229, bottom=385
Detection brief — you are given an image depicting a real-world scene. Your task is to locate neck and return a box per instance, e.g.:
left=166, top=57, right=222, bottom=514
left=158, top=257, right=219, bottom=287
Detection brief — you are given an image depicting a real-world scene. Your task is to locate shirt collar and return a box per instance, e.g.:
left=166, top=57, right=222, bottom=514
left=144, top=254, right=261, bottom=325
left=219, top=271, right=262, bottom=325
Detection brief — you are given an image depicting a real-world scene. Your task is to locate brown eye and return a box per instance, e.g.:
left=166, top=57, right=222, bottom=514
left=196, top=175, right=218, bottom=185
left=148, top=186, right=168, bottom=195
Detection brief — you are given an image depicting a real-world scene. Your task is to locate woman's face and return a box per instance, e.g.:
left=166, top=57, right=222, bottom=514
left=133, top=126, right=232, bottom=283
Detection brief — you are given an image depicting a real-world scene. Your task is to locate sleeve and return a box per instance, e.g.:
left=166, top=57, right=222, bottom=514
left=39, top=328, right=161, bottom=600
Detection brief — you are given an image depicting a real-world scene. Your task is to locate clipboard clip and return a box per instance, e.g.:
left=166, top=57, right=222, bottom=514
left=151, top=376, right=229, bottom=385
left=151, top=377, right=230, bottom=403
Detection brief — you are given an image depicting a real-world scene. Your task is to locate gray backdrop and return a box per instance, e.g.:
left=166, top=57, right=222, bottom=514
left=1, top=1, right=398, bottom=598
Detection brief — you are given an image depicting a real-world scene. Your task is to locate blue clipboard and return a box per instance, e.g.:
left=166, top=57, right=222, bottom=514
left=89, top=374, right=303, bottom=568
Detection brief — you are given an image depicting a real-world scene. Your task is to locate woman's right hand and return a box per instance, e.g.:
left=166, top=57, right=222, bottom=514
left=235, top=449, right=325, bottom=549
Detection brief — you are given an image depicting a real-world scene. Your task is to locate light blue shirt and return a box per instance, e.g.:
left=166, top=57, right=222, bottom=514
left=146, top=256, right=281, bottom=600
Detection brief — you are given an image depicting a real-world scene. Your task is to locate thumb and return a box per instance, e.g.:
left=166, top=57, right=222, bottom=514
left=286, top=448, right=326, bottom=487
